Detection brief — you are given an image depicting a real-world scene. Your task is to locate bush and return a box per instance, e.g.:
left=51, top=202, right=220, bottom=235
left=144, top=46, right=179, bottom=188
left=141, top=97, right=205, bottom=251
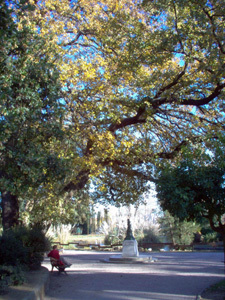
left=0, top=225, right=51, bottom=270
left=104, top=228, right=125, bottom=245
left=12, top=226, right=51, bottom=270
left=104, top=234, right=118, bottom=245
left=0, top=225, right=51, bottom=291
left=0, top=265, right=25, bottom=286
left=203, top=232, right=220, bottom=243
left=0, top=264, right=26, bottom=295
left=0, top=233, right=28, bottom=266
left=138, top=228, right=162, bottom=244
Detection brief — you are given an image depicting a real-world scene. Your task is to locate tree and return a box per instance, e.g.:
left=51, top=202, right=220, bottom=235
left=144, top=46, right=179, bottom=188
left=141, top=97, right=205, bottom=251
left=0, top=1, right=65, bottom=229
left=155, top=138, right=225, bottom=260
left=19, top=188, right=91, bottom=232
left=1, top=0, right=225, bottom=228
left=26, top=0, right=224, bottom=192
left=158, top=211, right=201, bottom=246
left=90, top=167, right=151, bottom=206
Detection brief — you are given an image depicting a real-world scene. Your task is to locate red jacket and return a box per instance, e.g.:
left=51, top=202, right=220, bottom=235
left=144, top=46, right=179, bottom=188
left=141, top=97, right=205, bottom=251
left=48, top=249, right=64, bottom=265
left=48, top=249, right=60, bottom=260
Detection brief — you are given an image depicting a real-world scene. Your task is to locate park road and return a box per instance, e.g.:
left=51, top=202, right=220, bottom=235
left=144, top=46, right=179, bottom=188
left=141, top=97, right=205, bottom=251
left=42, top=250, right=224, bottom=300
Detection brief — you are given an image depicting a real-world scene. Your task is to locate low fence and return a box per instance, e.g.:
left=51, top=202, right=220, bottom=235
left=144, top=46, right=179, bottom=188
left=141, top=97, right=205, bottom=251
left=53, top=241, right=223, bottom=252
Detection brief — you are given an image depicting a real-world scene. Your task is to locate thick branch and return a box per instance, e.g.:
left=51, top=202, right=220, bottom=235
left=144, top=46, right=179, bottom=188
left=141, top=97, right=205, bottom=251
left=180, top=83, right=225, bottom=106
left=151, top=82, right=225, bottom=108
left=156, top=140, right=189, bottom=159
left=208, top=216, right=222, bottom=234
left=112, top=165, right=155, bottom=182
left=63, top=170, right=90, bottom=192
left=108, top=105, right=146, bottom=133
left=101, top=138, right=199, bottom=169
left=109, top=81, right=225, bottom=136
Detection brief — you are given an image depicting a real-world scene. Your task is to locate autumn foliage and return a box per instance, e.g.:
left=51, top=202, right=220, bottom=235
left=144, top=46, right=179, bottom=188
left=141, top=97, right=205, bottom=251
left=0, top=0, right=225, bottom=228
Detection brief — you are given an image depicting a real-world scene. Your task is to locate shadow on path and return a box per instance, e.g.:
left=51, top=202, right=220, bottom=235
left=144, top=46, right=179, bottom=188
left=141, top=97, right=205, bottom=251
left=43, top=251, right=224, bottom=300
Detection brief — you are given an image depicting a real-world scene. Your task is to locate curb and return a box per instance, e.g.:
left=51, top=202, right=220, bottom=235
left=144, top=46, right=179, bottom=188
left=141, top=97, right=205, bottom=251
left=1, top=267, right=49, bottom=300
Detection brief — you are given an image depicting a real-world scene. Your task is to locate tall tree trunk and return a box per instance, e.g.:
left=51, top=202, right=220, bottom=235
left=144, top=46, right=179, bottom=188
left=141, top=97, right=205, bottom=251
left=222, top=233, right=225, bottom=266
left=1, top=191, right=19, bottom=230
left=209, top=218, right=225, bottom=266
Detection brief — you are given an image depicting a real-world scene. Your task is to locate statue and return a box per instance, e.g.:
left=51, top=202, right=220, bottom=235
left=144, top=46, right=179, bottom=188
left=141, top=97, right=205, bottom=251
left=124, top=219, right=135, bottom=240
left=101, top=218, right=156, bottom=263
left=122, top=219, right=139, bottom=257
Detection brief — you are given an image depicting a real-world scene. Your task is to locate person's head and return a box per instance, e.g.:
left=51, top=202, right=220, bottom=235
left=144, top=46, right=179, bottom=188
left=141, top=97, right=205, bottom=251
left=53, top=245, right=58, bottom=250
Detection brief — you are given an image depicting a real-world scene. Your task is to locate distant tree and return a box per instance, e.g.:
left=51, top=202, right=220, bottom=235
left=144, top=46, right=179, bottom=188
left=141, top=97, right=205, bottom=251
left=158, top=211, right=201, bottom=246
left=97, top=211, right=102, bottom=231
left=199, top=219, right=221, bottom=243
left=155, top=137, right=225, bottom=259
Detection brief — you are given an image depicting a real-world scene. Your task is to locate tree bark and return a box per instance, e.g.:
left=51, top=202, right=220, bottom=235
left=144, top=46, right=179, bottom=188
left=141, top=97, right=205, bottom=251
left=1, top=191, right=19, bottom=230
left=208, top=217, right=225, bottom=266
left=223, top=234, right=225, bottom=266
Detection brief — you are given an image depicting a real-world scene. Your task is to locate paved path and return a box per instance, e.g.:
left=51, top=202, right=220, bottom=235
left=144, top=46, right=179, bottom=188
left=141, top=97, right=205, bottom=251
left=42, top=250, right=224, bottom=300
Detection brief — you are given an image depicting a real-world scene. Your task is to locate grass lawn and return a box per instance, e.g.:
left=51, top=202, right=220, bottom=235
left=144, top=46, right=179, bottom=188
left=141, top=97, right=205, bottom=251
left=53, top=234, right=105, bottom=246
left=71, top=234, right=105, bottom=244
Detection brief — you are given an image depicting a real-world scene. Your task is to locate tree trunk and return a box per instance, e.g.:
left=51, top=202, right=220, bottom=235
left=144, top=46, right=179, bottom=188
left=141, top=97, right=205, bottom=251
left=1, top=191, right=19, bottom=230
left=223, top=233, right=225, bottom=266
left=208, top=217, right=225, bottom=266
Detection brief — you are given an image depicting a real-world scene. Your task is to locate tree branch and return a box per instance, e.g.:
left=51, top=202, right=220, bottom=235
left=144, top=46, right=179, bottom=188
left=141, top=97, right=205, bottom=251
left=63, top=170, right=90, bottom=192
left=63, top=29, right=95, bottom=47
left=202, top=6, right=225, bottom=55
left=111, top=165, right=155, bottom=182
left=155, top=63, right=187, bottom=99
left=108, top=104, right=146, bottom=133
left=180, top=83, right=225, bottom=106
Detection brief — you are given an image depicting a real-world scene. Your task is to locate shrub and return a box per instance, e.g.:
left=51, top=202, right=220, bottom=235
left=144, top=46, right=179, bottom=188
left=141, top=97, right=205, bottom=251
left=0, top=225, right=51, bottom=290
left=104, top=234, right=118, bottom=245
left=12, top=226, right=51, bottom=270
left=0, top=264, right=26, bottom=294
left=0, top=265, right=25, bottom=286
left=0, top=226, right=51, bottom=270
left=28, top=227, right=51, bottom=269
left=138, top=228, right=162, bottom=244
left=104, top=228, right=125, bottom=245
left=0, top=233, right=28, bottom=266
left=203, top=232, right=220, bottom=243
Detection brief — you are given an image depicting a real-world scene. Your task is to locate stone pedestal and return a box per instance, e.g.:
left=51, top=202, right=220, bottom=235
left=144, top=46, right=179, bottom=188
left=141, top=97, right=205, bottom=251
left=101, top=219, right=157, bottom=263
left=122, top=239, right=139, bottom=258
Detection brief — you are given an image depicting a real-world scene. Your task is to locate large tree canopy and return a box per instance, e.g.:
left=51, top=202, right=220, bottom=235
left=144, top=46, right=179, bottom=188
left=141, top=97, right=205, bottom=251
left=29, top=0, right=224, bottom=189
left=1, top=0, right=225, bottom=228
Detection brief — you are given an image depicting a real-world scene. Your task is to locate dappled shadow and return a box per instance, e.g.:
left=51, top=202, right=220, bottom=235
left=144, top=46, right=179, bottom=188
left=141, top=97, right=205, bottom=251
left=46, top=271, right=195, bottom=300
left=44, top=251, right=224, bottom=300
left=52, top=251, right=224, bottom=276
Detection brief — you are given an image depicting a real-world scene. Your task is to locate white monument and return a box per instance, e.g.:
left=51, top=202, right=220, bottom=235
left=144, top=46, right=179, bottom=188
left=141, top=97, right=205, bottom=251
left=122, top=219, right=139, bottom=257
left=101, top=219, right=157, bottom=263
